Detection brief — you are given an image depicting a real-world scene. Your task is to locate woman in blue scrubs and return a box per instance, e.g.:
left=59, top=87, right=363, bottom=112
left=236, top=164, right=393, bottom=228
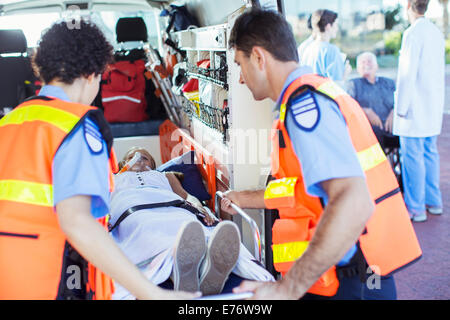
left=300, top=9, right=351, bottom=82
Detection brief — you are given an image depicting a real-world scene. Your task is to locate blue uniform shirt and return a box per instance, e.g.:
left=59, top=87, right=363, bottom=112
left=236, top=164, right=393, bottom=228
left=277, top=67, right=364, bottom=265
left=39, top=85, right=110, bottom=218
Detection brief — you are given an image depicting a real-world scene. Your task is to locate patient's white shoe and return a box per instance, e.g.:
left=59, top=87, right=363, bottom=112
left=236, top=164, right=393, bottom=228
left=199, top=221, right=240, bottom=295
left=172, top=220, right=207, bottom=292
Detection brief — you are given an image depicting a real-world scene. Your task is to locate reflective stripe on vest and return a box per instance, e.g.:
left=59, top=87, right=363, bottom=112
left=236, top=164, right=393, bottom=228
left=266, top=177, right=308, bottom=266
left=0, top=97, right=115, bottom=299
left=272, top=240, right=309, bottom=264
left=280, top=80, right=387, bottom=174
left=264, top=177, right=297, bottom=200
left=0, top=104, right=80, bottom=133
left=357, top=143, right=386, bottom=172
left=316, top=80, right=347, bottom=99
left=0, top=180, right=53, bottom=207
left=268, top=74, right=422, bottom=296
left=316, top=80, right=388, bottom=172
left=264, top=177, right=297, bottom=199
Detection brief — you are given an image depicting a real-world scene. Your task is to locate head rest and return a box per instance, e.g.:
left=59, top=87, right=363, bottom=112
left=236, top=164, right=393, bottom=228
left=116, top=17, right=148, bottom=43
left=0, top=29, right=27, bottom=54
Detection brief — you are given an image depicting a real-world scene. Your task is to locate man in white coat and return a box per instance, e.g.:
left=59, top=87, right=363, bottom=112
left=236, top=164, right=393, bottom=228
left=394, top=0, right=445, bottom=222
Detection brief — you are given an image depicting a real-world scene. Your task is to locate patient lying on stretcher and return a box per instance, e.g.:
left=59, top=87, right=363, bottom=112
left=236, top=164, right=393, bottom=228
left=109, top=147, right=274, bottom=299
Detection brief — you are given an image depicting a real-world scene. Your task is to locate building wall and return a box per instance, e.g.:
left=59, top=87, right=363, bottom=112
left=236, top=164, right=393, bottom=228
left=283, top=0, right=384, bottom=17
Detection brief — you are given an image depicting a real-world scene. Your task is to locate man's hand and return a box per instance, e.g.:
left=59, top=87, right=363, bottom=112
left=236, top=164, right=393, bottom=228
left=364, top=108, right=383, bottom=129
left=154, top=288, right=201, bottom=300
left=220, top=189, right=266, bottom=215
left=233, top=279, right=299, bottom=300
left=384, top=110, right=394, bottom=133
left=220, top=191, right=241, bottom=215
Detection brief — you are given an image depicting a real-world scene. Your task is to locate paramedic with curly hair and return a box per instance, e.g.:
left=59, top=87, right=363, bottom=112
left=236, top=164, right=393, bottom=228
left=0, top=19, right=198, bottom=300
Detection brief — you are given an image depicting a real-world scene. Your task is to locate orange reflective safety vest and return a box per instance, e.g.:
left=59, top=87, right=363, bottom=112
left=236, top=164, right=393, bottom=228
left=0, top=96, right=119, bottom=300
left=264, top=74, right=422, bottom=296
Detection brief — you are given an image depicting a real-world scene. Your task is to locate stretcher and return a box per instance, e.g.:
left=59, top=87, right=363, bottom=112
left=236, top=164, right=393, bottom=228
left=159, top=119, right=262, bottom=263
left=215, top=191, right=262, bottom=263
left=144, top=45, right=181, bottom=125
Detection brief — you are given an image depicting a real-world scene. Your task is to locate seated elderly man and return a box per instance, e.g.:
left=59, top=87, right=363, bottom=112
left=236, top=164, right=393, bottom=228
left=346, top=52, right=399, bottom=149
left=109, top=147, right=274, bottom=299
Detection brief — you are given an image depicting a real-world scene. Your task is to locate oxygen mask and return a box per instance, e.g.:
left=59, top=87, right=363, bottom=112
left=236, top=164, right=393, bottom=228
left=131, top=159, right=152, bottom=172
left=118, top=152, right=142, bottom=174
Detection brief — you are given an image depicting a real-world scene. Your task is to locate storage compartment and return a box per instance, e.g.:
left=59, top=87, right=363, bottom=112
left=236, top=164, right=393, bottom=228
left=163, top=5, right=275, bottom=267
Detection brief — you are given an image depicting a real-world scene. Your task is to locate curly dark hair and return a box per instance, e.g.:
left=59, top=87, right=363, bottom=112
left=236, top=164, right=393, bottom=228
left=33, top=19, right=113, bottom=84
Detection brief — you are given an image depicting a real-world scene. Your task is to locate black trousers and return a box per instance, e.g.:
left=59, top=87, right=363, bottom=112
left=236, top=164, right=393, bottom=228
left=372, top=126, right=400, bottom=149
left=301, top=274, right=397, bottom=300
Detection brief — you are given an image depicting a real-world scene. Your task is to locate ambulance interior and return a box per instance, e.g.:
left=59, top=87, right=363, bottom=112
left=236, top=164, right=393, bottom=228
left=0, top=0, right=284, bottom=279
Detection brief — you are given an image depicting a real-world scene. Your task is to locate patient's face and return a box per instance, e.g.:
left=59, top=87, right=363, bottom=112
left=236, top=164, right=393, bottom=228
left=125, top=149, right=156, bottom=172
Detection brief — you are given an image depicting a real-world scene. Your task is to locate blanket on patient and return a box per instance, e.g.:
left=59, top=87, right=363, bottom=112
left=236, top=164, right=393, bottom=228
left=110, top=172, right=274, bottom=300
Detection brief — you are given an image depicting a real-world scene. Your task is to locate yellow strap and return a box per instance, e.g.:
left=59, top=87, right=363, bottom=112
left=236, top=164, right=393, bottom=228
left=0, top=179, right=53, bottom=207
left=357, top=143, right=387, bottom=172
left=0, top=105, right=80, bottom=134
left=273, top=241, right=309, bottom=264
left=316, top=80, right=347, bottom=100
left=279, top=103, right=287, bottom=122
left=264, top=177, right=298, bottom=200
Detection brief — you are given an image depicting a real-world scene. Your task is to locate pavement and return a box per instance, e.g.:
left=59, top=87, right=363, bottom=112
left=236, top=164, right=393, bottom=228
left=394, top=114, right=450, bottom=300
left=348, top=67, right=450, bottom=299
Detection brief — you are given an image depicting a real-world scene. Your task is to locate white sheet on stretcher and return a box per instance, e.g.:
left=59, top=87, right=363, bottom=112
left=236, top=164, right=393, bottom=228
left=110, top=171, right=274, bottom=300
left=113, top=237, right=274, bottom=300
left=109, top=179, right=274, bottom=299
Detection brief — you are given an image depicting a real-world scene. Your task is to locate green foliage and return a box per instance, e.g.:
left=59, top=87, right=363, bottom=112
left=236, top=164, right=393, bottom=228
left=384, top=5, right=403, bottom=30
left=446, top=39, right=450, bottom=63
left=384, top=31, right=402, bottom=55
left=377, top=54, right=399, bottom=68
left=333, top=31, right=384, bottom=57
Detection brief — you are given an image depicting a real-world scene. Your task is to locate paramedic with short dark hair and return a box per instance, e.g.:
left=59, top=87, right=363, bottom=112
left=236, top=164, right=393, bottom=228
left=221, top=8, right=422, bottom=300
left=0, top=19, right=198, bottom=300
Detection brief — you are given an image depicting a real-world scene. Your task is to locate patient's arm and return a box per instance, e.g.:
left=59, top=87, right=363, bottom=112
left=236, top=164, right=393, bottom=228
left=165, top=172, right=188, bottom=199
left=165, top=172, right=216, bottom=226
left=165, top=172, right=203, bottom=207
